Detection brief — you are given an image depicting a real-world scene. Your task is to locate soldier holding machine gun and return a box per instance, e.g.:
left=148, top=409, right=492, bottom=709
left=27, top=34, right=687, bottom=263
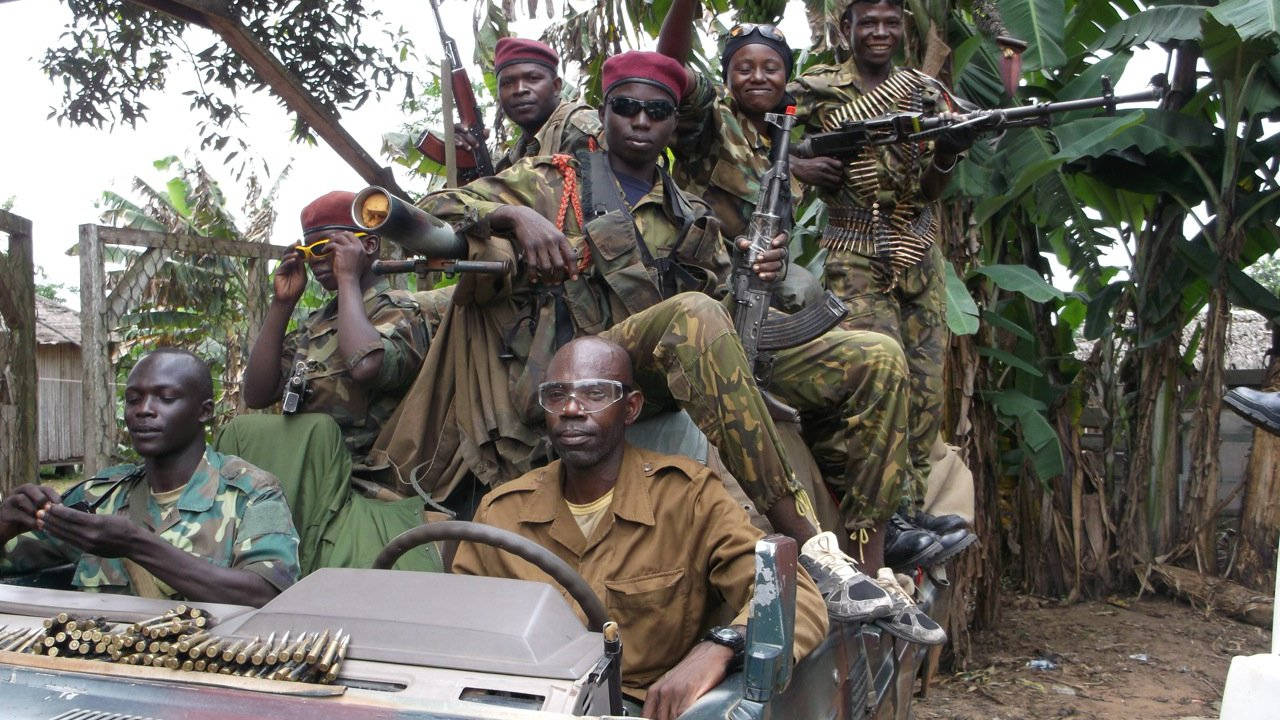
left=787, top=0, right=985, bottom=572
left=789, top=0, right=1163, bottom=572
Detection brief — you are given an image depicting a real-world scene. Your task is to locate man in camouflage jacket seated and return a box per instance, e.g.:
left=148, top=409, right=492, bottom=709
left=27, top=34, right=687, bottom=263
left=0, top=349, right=300, bottom=606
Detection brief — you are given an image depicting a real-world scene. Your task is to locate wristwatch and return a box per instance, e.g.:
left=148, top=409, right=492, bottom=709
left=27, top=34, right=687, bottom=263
left=705, top=626, right=746, bottom=670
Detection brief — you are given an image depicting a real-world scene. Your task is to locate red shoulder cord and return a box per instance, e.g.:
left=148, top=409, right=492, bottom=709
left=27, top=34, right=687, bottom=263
left=550, top=153, right=590, bottom=274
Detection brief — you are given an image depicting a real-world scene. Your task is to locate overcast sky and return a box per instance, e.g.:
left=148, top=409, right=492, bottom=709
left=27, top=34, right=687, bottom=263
left=2, top=1, right=1162, bottom=310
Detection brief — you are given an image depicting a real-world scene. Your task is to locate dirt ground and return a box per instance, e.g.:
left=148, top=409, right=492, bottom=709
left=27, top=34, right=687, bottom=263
left=914, top=594, right=1272, bottom=720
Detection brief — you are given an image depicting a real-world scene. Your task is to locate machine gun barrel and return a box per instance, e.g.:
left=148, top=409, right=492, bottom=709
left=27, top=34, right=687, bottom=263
left=794, top=75, right=1167, bottom=159
left=372, top=258, right=510, bottom=276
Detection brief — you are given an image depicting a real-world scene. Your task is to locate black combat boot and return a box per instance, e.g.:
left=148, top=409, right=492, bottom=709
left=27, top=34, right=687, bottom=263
left=884, top=514, right=943, bottom=571
left=914, top=511, right=970, bottom=535
left=1225, top=387, right=1280, bottom=436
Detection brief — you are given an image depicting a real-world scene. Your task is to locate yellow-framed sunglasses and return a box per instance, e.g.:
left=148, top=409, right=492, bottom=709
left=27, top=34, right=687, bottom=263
left=295, top=229, right=369, bottom=261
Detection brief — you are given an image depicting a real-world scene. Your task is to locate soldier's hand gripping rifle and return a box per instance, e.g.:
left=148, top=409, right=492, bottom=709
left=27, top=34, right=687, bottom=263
left=352, top=187, right=510, bottom=277
left=733, top=106, right=849, bottom=386
left=414, top=0, right=495, bottom=184
left=792, top=75, right=1167, bottom=160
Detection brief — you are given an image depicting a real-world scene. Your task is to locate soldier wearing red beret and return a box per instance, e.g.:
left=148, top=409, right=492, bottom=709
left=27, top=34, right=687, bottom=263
left=243, top=191, right=428, bottom=466
left=453, top=37, right=603, bottom=175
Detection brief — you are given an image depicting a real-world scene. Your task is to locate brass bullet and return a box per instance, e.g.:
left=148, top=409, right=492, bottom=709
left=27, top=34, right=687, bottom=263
left=305, top=629, right=330, bottom=664
left=193, top=659, right=207, bottom=671
left=222, top=637, right=254, bottom=663
left=285, top=633, right=312, bottom=664
left=266, top=631, right=290, bottom=665
left=177, top=631, right=209, bottom=654
left=236, top=638, right=262, bottom=665
left=188, top=636, right=217, bottom=658
left=316, top=631, right=343, bottom=673
left=250, top=632, right=276, bottom=665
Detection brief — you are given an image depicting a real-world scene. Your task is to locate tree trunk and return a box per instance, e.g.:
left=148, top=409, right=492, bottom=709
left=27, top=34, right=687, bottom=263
left=1147, top=562, right=1273, bottom=628
left=1117, top=46, right=1200, bottom=575
left=1234, top=356, right=1280, bottom=592
left=1181, top=287, right=1234, bottom=575
left=0, top=211, right=39, bottom=496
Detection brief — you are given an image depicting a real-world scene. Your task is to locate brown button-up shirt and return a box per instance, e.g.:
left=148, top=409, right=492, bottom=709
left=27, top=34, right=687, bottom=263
left=452, top=444, right=828, bottom=697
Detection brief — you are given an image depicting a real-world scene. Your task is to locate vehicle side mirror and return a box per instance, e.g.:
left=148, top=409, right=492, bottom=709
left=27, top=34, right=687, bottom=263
left=741, top=534, right=797, bottom=703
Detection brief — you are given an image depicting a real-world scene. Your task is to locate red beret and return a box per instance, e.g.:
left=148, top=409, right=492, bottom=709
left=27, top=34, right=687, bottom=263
left=300, top=191, right=360, bottom=234
left=602, top=51, right=688, bottom=103
left=494, top=37, right=559, bottom=74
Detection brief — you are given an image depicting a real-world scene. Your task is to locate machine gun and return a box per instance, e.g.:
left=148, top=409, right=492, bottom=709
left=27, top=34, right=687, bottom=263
left=792, top=75, right=1167, bottom=160
left=414, top=0, right=495, bottom=184
left=733, top=106, right=848, bottom=385
left=352, top=186, right=510, bottom=277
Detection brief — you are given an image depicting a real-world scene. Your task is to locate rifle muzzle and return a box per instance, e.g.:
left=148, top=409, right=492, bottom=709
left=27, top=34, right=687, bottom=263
left=352, top=186, right=465, bottom=258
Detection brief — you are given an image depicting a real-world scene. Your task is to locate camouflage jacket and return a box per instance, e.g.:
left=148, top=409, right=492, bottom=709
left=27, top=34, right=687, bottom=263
left=280, top=280, right=428, bottom=462
left=789, top=60, right=953, bottom=217
left=672, top=73, right=803, bottom=240
left=495, top=100, right=604, bottom=173
left=0, top=447, right=301, bottom=598
left=421, top=152, right=726, bottom=338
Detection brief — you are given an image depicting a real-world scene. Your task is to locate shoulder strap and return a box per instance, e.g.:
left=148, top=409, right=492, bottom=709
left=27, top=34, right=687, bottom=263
left=580, top=151, right=700, bottom=298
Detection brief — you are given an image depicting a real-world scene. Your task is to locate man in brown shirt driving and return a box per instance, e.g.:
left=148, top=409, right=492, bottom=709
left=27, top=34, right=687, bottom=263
left=452, top=336, right=828, bottom=719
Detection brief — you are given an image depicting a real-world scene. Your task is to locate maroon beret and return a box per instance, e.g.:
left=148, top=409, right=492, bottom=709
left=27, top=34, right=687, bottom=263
left=494, top=37, right=559, bottom=74
left=300, top=191, right=360, bottom=234
left=602, top=51, right=688, bottom=103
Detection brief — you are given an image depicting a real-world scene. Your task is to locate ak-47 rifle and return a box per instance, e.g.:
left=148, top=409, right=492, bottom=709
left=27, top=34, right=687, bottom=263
left=414, top=0, right=495, bottom=184
left=733, top=106, right=849, bottom=386
left=793, top=75, right=1167, bottom=160
left=352, top=186, right=510, bottom=277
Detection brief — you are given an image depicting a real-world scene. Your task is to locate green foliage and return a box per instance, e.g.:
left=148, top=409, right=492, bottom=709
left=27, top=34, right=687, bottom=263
left=34, top=266, right=77, bottom=305
left=98, top=156, right=292, bottom=431
left=42, top=1, right=421, bottom=167
left=1246, top=253, right=1280, bottom=296
left=944, top=262, right=980, bottom=335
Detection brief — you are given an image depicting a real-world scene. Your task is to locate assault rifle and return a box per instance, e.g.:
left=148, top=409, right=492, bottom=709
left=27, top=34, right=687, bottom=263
left=414, top=0, right=495, bottom=184
left=733, top=106, right=849, bottom=386
left=792, top=75, right=1167, bottom=160
left=352, top=186, right=510, bottom=277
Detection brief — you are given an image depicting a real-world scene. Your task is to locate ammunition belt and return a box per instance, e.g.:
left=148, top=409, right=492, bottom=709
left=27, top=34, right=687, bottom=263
left=822, top=204, right=936, bottom=275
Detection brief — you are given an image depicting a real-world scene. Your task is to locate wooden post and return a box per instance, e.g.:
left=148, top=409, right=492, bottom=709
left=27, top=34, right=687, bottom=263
left=0, top=210, right=38, bottom=495
left=79, top=224, right=116, bottom=477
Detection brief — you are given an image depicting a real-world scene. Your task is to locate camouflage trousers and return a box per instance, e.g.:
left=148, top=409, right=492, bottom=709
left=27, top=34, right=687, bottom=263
left=822, top=242, right=946, bottom=507
left=600, top=292, right=910, bottom=529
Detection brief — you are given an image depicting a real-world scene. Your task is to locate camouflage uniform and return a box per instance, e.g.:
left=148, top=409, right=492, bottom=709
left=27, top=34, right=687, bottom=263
left=671, top=73, right=801, bottom=241
left=418, top=153, right=910, bottom=529
left=790, top=60, right=954, bottom=505
left=0, top=447, right=301, bottom=598
left=670, top=73, right=826, bottom=314
left=494, top=100, right=603, bottom=173
left=280, top=280, right=429, bottom=463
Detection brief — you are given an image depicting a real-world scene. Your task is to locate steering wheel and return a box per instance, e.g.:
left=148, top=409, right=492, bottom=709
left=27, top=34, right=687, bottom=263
left=374, top=520, right=609, bottom=632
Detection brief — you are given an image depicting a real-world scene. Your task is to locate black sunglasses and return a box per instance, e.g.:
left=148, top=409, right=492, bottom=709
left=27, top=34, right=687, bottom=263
left=608, top=96, right=676, bottom=121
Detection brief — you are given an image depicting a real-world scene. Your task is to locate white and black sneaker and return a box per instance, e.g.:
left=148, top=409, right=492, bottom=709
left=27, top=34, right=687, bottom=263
left=799, top=532, right=896, bottom=622
left=871, top=567, right=947, bottom=646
